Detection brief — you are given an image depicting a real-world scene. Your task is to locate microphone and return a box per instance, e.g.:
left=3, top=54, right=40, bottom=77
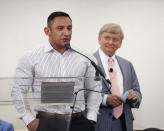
left=65, top=43, right=111, bottom=85
left=109, top=68, right=113, bottom=72
left=65, top=43, right=71, bottom=50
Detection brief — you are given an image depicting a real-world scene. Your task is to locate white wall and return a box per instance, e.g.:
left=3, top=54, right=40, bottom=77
left=0, top=0, right=164, bottom=130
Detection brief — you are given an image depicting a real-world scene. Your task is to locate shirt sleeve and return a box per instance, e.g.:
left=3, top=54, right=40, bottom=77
left=84, top=56, right=103, bottom=122
left=102, top=94, right=108, bottom=106
left=11, top=52, right=35, bottom=126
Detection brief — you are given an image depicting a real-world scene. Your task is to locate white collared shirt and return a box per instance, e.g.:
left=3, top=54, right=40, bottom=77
left=98, top=48, right=123, bottom=105
left=12, top=42, right=102, bottom=125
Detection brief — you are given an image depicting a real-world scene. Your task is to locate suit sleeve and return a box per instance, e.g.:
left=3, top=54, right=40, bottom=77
left=128, top=62, right=142, bottom=108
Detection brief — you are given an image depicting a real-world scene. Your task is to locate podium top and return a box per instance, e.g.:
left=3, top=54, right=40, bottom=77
left=0, top=77, right=102, bottom=105
left=0, top=76, right=96, bottom=79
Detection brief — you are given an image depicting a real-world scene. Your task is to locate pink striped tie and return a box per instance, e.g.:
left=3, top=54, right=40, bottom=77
left=108, top=57, right=122, bottom=119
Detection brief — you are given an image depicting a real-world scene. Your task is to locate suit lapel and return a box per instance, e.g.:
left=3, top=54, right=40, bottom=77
left=94, top=50, right=106, bottom=77
left=115, top=56, right=127, bottom=92
left=94, top=50, right=111, bottom=93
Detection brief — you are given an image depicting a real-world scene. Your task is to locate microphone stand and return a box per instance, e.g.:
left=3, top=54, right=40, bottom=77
left=65, top=43, right=111, bottom=92
left=69, top=88, right=107, bottom=130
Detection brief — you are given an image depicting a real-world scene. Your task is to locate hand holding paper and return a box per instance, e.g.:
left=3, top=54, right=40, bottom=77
left=122, top=91, right=129, bottom=101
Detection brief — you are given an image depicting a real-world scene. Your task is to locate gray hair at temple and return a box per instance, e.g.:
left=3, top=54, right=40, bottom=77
left=98, top=23, right=124, bottom=40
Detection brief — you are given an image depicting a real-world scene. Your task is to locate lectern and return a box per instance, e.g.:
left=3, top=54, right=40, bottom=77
left=1, top=77, right=96, bottom=131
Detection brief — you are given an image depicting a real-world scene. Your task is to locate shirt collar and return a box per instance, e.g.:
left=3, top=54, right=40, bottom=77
left=44, top=42, right=54, bottom=53
left=98, top=48, right=116, bottom=63
left=44, top=42, right=72, bottom=55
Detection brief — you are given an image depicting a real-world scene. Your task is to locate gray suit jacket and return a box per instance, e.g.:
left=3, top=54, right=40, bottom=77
left=94, top=50, right=142, bottom=131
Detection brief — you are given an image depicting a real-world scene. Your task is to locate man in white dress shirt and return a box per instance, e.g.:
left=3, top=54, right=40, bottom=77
left=11, top=11, right=102, bottom=131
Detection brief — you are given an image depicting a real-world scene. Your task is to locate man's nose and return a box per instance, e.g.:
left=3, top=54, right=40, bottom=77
left=108, top=39, right=113, bottom=44
left=63, top=29, right=71, bottom=36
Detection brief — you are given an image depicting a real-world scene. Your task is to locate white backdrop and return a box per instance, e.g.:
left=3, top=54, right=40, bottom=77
left=0, top=0, right=164, bottom=130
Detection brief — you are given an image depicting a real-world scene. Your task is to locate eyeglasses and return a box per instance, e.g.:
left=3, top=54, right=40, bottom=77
left=104, top=36, right=120, bottom=43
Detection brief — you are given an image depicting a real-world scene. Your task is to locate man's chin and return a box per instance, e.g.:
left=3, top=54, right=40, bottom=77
left=106, top=51, right=115, bottom=56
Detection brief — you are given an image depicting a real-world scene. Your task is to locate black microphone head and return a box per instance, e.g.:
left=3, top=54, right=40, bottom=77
left=109, top=68, right=113, bottom=72
left=65, top=43, right=71, bottom=49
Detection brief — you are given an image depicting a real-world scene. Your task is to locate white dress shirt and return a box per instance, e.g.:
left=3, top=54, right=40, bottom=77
left=11, top=43, right=102, bottom=125
left=98, top=48, right=123, bottom=106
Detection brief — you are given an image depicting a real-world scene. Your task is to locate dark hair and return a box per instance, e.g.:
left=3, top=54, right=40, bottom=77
left=47, top=11, right=72, bottom=27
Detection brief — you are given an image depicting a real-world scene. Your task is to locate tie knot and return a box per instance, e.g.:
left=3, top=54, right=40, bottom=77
left=108, top=57, right=113, bottom=64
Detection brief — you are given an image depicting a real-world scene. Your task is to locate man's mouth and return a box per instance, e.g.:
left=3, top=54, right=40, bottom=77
left=62, top=39, right=70, bottom=42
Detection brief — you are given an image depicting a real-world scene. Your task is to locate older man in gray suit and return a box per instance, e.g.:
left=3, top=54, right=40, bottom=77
left=94, top=23, right=142, bottom=131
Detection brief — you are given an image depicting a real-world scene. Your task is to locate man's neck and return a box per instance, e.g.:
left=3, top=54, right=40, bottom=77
left=50, top=42, right=66, bottom=54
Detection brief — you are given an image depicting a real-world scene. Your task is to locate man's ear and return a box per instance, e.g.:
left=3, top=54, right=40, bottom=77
left=44, top=27, right=50, bottom=36
left=118, top=41, right=122, bottom=48
left=98, top=36, right=101, bottom=45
